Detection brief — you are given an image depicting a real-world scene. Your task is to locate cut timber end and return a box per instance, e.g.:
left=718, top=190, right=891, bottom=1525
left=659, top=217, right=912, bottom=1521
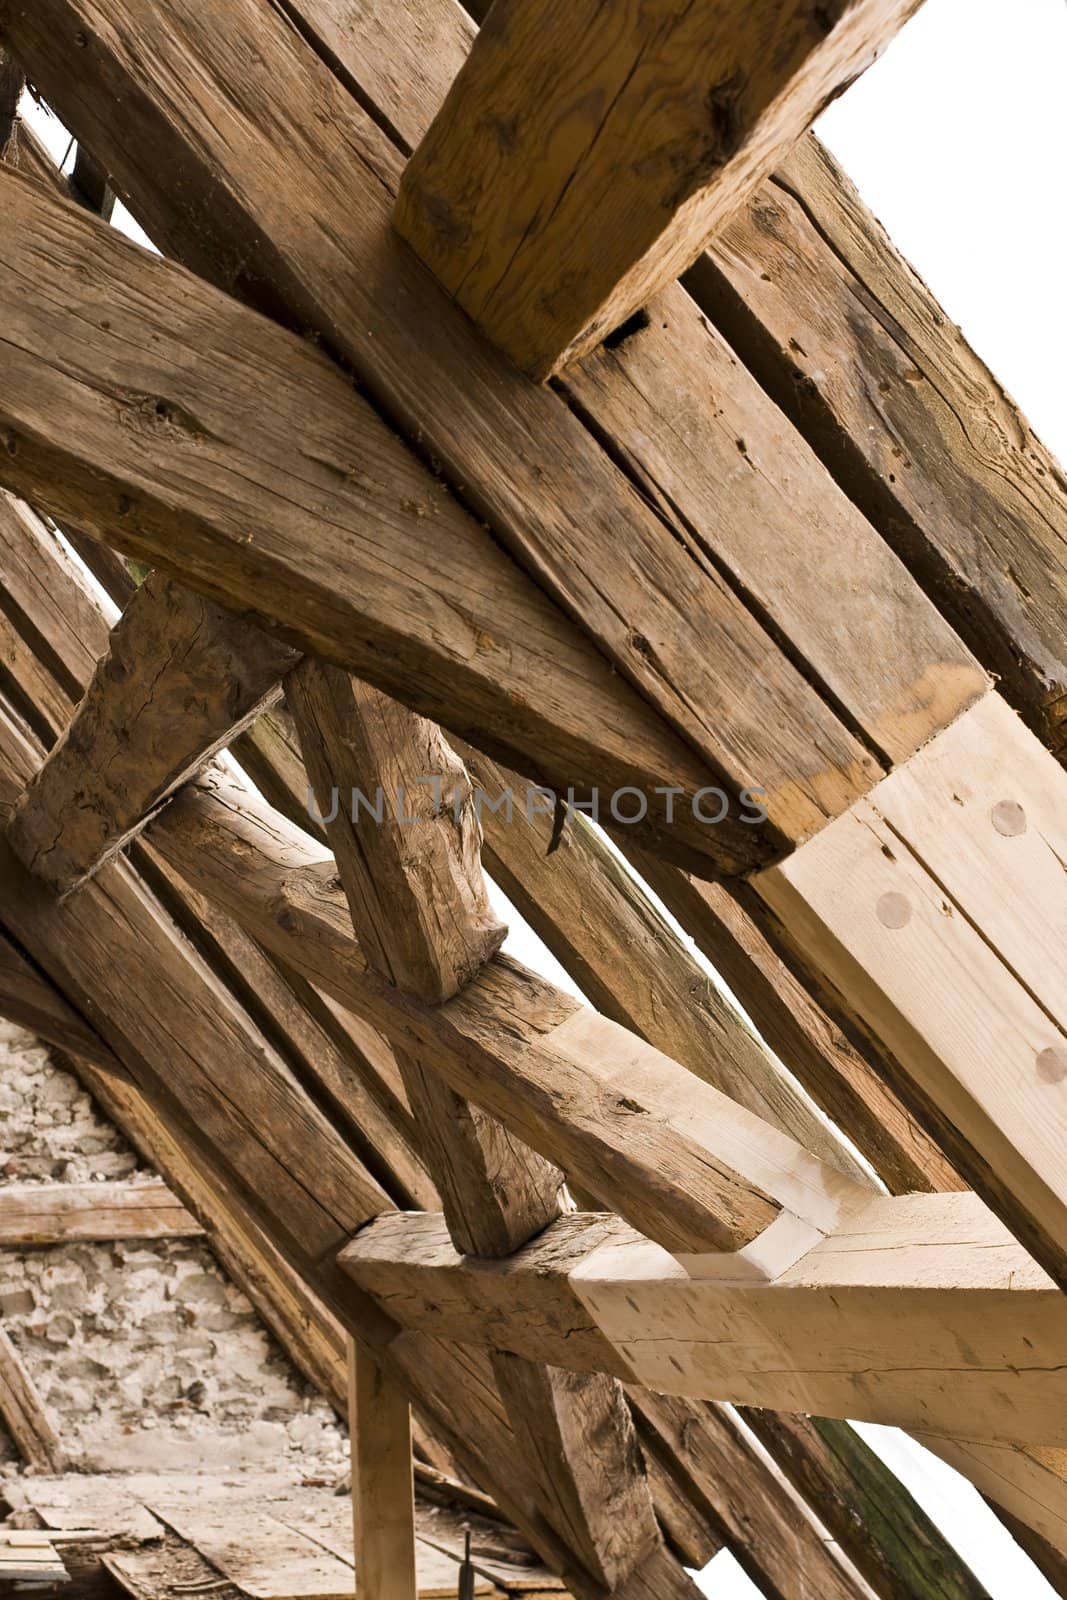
left=395, top=0, right=925, bottom=376
left=756, top=691, right=1067, bottom=1288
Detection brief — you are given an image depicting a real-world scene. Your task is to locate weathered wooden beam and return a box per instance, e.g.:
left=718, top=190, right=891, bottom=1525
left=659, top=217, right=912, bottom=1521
left=0, top=164, right=791, bottom=879
left=757, top=690, right=1067, bottom=1289
left=342, top=1196, right=1067, bottom=1448
left=288, top=663, right=688, bottom=1598
left=0, top=1322, right=67, bottom=1473
left=740, top=1410, right=991, bottom=1600
left=0, top=48, right=21, bottom=158
left=0, top=926, right=126, bottom=1072
left=0, top=1178, right=201, bottom=1244
left=9, top=574, right=298, bottom=894
left=147, top=767, right=883, bottom=1264
left=0, top=0, right=900, bottom=864
left=688, top=131, right=1067, bottom=761
left=394, top=0, right=924, bottom=377
left=348, top=1337, right=418, bottom=1600
left=288, top=662, right=561, bottom=1257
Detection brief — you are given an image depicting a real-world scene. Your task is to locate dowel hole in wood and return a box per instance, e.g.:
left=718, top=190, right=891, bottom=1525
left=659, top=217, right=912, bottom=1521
left=876, top=891, right=912, bottom=930
left=991, top=800, right=1027, bottom=837
left=1036, top=1047, right=1067, bottom=1085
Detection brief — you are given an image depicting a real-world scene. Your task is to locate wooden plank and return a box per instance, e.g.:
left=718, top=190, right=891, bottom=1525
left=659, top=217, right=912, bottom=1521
left=0, top=491, right=108, bottom=703
left=0, top=49, right=22, bottom=160
left=146, top=768, right=891, bottom=1263
left=342, top=1195, right=1067, bottom=1447
left=756, top=692, right=1067, bottom=1288
left=395, top=0, right=924, bottom=377
left=9, top=574, right=299, bottom=894
left=0, top=1321, right=68, bottom=1472
left=689, top=131, right=1067, bottom=758
left=634, top=1396, right=870, bottom=1600
left=348, top=1338, right=418, bottom=1600
left=0, top=1178, right=201, bottom=1244
left=0, top=1, right=887, bottom=863
left=0, top=925, right=128, bottom=1073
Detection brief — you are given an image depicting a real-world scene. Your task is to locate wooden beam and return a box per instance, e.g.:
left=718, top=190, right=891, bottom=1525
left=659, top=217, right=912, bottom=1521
left=0, top=0, right=900, bottom=865
left=288, top=662, right=681, bottom=1598
left=756, top=691, right=1067, bottom=1288
left=0, top=1322, right=67, bottom=1473
left=9, top=574, right=298, bottom=894
left=623, top=843, right=964, bottom=1197
left=0, top=925, right=127, bottom=1072
left=395, top=0, right=924, bottom=376
left=0, top=165, right=794, bottom=880
left=459, top=740, right=868, bottom=1183
left=348, top=1337, right=418, bottom=1600
left=147, top=767, right=886, bottom=1264
left=342, top=1195, right=1067, bottom=1448
left=688, top=131, right=1067, bottom=761
left=0, top=1178, right=202, bottom=1244
left=288, top=661, right=561, bottom=1257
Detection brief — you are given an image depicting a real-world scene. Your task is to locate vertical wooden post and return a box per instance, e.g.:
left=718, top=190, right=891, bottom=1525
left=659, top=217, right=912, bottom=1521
left=348, top=1335, right=418, bottom=1600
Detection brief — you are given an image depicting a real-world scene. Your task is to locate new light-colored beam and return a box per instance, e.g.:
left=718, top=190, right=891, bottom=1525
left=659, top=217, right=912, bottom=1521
left=395, top=0, right=924, bottom=376
left=342, top=1195, right=1067, bottom=1449
left=757, top=691, right=1067, bottom=1289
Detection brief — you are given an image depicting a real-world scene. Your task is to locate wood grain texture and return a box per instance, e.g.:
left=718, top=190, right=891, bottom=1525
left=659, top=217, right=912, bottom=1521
left=757, top=693, right=1067, bottom=1290
left=0, top=1321, right=68, bottom=1472
left=0, top=1178, right=201, bottom=1245
left=0, top=165, right=782, bottom=878
left=0, top=924, right=126, bottom=1071
left=461, top=739, right=868, bottom=1182
left=348, top=1339, right=418, bottom=1600
left=625, top=842, right=963, bottom=1197
left=690, top=131, right=1067, bottom=758
left=146, top=770, right=831, bottom=1259
left=742, top=1410, right=990, bottom=1600
left=288, top=664, right=684, bottom=1595
left=289, top=0, right=982, bottom=777
left=9, top=573, right=299, bottom=894
left=345, top=1196, right=1067, bottom=1446
left=0, top=0, right=885, bottom=860
left=396, top=0, right=924, bottom=376
left=634, top=1395, right=870, bottom=1600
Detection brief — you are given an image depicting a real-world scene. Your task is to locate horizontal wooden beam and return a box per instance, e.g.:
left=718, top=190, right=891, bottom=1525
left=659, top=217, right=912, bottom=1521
left=395, top=0, right=924, bottom=377
left=756, top=691, right=1067, bottom=1289
left=689, top=131, right=1067, bottom=761
left=342, top=1194, right=1067, bottom=1448
left=0, top=1178, right=202, bottom=1245
left=9, top=574, right=298, bottom=894
left=146, top=765, right=879, bottom=1265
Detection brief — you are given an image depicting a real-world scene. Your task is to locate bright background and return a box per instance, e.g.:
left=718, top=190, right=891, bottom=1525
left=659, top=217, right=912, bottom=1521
left=18, top=0, right=1067, bottom=1591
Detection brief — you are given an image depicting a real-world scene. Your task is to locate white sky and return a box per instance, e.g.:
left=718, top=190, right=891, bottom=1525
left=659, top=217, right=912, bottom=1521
left=18, top=0, right=1067, bottom=1591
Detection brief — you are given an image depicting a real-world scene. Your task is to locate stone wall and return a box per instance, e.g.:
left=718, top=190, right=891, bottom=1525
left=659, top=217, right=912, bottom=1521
left=0, top=1022, right=348, bottom=1483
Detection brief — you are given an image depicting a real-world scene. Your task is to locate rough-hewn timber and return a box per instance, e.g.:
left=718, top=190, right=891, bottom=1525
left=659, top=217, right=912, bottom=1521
left=395, top=0, right=924, bottom=376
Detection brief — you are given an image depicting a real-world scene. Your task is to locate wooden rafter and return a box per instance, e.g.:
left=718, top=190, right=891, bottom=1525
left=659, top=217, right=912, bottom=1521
left=394, top=0, right=925, bottom=376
